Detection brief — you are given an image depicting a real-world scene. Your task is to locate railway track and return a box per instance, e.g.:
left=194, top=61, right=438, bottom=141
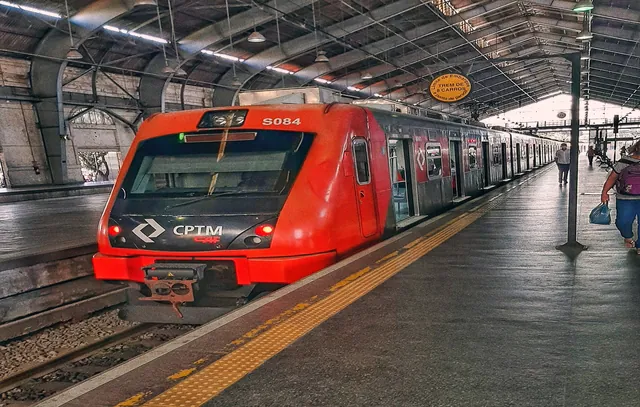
left=0, top=323, right=195, bottom=406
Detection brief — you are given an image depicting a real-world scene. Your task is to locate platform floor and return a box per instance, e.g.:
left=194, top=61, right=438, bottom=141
left=0, top=181, right=112, bottom=195
left=0, top=194, right=107, bottom=262
left=36, top=160, right=640, bottom=407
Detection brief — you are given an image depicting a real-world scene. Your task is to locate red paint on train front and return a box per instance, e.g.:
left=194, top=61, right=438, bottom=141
left=93, top=104, right=391, bottom=289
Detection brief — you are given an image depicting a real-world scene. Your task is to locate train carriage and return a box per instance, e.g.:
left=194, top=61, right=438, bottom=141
left=93, top=103, right=560, bottom=322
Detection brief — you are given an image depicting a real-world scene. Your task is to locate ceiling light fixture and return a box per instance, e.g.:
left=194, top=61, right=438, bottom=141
left=66, top=48, right=83, bottom=60
left=231, top=76, right=242, bottom=86
left=267, top=65, right=294, bottom=75
left=248, top=31, right=266, bottom=43
left=576, top=29, right=593, bottom=41
left=361, top=72, right=373, bottom=80
left=573, top=0, right=594, bottom=12
left=132, top=0, right=157, bottom=7
left=0, top=1, right=61, bottom=18
left=314, top=50, right=329, bottom=63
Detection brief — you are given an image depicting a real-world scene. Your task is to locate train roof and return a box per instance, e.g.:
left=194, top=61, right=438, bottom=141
left=139, top=104, right=556, bottom=143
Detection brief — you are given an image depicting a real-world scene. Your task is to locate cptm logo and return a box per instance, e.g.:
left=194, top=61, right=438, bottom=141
left=132, top=218, right=165, bottom=243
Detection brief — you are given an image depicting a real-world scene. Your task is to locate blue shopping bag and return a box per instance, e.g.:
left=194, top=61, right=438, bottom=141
left=589, top=203, right=611, bottom=225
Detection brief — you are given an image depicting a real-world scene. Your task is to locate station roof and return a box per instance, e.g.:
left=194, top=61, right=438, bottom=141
left=1, top=0, right=638, bottom=119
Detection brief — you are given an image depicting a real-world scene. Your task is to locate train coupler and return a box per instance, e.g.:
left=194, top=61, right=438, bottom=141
left=139, top=263, right=207, bottom=318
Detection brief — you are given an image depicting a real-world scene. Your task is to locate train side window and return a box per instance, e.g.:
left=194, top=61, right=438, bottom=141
left=426, top=144, right=442, bottom=179
left=469, top=146, right=478, bottom=169
left=492, top=145, right=502, bottom=164
left=352, top=138, right=371, bottom=185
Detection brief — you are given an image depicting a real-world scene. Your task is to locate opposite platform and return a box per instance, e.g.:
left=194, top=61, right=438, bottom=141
left=36, top=160, right=640, bottom=407
left=0, top=194, right=107, bottom=263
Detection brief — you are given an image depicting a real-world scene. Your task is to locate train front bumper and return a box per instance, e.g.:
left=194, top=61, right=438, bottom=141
left=92, top=251, right=337, bottom=286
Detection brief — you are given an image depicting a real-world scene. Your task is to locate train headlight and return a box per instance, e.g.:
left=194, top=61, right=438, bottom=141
left=255, top=224, right=274, bottom=237
left=108, top=225, right=122, bottom=237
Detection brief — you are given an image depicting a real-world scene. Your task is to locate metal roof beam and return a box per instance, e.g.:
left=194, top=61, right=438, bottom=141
left=590, top=61, right=640, bottom=82
left=472, top=80, right=562, bottom=104
left=137, top=0, right=313, bottom=116
left=213, top=0, right=426, bottom=106
left=292, top=19, right=450, bottom=85
left=385, top=59, right=550, bottom=101
left=593, top=25, right=640, bottom=43
left=588, top=89, right=640, bottom=107
left=330, top=16, right=530, bottom=88
left=361, top=35, right=543, bottom=96
left=30, top=0, right=137, bottom=184
left=413, top=81, right=560, bottom=108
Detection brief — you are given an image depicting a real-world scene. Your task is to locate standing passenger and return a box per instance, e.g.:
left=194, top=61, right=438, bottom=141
left=601, top=140, right=640, bottom=252
left=555, top=143, right=570, bottom=185
left=587, top=146, right=595, bottom=167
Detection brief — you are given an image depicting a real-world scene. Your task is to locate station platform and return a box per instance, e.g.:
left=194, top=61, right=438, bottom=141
left=35, top=160, right=640, bottom=407
left=0, top=182, right=112, bottom=204
left=0, top=193, right=107, bottom=264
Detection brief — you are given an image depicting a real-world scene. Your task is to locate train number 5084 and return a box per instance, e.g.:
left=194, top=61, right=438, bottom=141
left=262, top=118, right=301, bottom=126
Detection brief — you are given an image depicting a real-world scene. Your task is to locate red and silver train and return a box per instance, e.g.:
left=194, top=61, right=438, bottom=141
left=93, top=103, right=560, bottom=320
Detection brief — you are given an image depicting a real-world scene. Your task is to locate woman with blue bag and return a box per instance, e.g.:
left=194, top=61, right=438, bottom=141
left=600, top=140, right=640, bottom=253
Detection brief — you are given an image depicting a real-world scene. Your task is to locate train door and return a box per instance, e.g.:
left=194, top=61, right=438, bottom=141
left=516, top=143, right=522, bottom=173
left=539, top=145, right=543, bottom=165
left=526, top=144, right=530, bottom=170
left=482, top=142, right=490, bottom=187
left=532, top=145, right=537, bottom=167
left=351, top=138, right=378, bottom=237
left=449, top=140, right=463, bottom=198
left=501, top=143, right=508, bottom=179
left=387, top=138, right=414, bottom=223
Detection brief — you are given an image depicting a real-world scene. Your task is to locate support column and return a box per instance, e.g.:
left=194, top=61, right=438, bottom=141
left=557, top=52, right=587, bottom=257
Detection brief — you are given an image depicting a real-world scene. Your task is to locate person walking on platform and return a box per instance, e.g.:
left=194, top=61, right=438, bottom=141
left=601, top=140, right=640, bottom=252
left=587, top=146, right=595, bottom=167
left=555, top=143, right=570, bottom=184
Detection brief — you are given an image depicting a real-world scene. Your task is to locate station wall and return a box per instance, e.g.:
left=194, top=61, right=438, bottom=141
left=0, top=57, right=214, bottom=187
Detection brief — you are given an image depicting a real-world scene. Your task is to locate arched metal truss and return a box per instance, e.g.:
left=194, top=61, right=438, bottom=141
left=3, top=0, right=637, bottom=182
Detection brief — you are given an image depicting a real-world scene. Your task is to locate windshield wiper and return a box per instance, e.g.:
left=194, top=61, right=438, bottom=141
left=163, top=191, right=260, bottom=210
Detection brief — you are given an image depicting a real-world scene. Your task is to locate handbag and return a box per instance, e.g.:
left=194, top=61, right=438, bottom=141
left=589, top=202, right=611, bottom=225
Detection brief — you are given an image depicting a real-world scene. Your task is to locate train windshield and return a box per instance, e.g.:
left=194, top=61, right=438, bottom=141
left=122, top=130, right=314, bottom=198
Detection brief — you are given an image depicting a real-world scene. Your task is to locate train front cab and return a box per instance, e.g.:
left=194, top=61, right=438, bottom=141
left=93, top=104, right=393, bottom=314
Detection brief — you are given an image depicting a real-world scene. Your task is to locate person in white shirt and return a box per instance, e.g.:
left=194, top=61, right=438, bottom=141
left=555, top=143, right=570, bottom=184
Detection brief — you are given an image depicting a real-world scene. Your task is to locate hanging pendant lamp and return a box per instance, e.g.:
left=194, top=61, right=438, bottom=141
left=132, top=0, right=157, bottom=7
left=573, top=0, right=594, bottom=12
left=315, top=50, right=329, bottom=63
left=66, top=48, right=83, bottom=60
left=576, top=29, right=593, bottom=41
left=248, top=31, right=266, bottom=43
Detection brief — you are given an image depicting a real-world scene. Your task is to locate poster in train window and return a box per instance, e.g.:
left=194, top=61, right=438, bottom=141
left=469, top=146, right=478, bottom=169
left=426, top=144, right=443, bottom=178
left=352, top=139, right=371, bottom=185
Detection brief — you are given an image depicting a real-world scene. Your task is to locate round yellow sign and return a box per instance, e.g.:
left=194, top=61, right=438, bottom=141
left=429, top=74, right=472, bottom=103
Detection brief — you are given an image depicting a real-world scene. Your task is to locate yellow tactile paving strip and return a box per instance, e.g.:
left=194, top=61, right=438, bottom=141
left=140, top=195, right=504, bottom=407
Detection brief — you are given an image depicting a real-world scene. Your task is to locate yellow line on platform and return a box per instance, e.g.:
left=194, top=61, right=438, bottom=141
left=141, top=195, right=504, bottom=407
